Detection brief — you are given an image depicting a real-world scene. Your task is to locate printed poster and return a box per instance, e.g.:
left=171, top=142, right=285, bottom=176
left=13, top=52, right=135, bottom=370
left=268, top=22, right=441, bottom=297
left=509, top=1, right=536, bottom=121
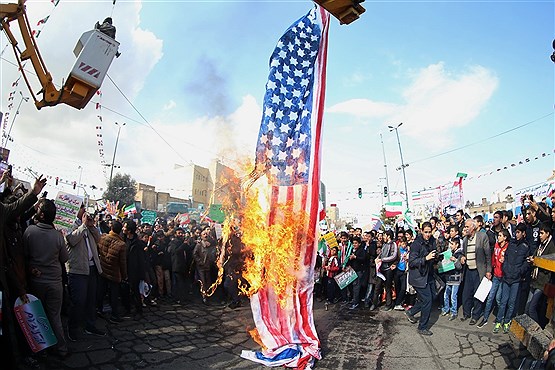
left=53, top=191, right=83, bottom=235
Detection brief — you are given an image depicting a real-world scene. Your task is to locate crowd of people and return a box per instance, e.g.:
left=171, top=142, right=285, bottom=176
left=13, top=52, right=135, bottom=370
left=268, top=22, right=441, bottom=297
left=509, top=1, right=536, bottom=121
left=316, top=196, right=555, bottom=338
left=0, top=169, right=244, bottom=368
left=1, top=162, right=555, bottom=368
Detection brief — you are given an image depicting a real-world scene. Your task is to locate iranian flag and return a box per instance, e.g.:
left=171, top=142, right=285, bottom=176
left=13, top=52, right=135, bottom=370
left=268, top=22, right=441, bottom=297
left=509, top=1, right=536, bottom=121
left=385, top=201, right=403, bottom=218
left=124, top=204, right=137, bottom=215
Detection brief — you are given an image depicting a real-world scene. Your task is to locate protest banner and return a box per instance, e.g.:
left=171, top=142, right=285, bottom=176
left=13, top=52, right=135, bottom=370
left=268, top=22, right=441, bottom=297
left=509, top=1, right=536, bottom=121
left=334, top=266, right=358, bottom=290
left=14, top=295, right=58, bottom=353
left=322, top=231, right=338, bottom=249
left=140, top=210, right=157, bottom=225
left=438, top=249, right=455, bottom=273
left=53, top=191, right=83, bottom=235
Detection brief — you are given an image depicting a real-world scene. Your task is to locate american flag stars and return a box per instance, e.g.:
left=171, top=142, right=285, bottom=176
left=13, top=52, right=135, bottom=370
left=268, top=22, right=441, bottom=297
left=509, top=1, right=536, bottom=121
left=255, top=10, right=322, bottom=187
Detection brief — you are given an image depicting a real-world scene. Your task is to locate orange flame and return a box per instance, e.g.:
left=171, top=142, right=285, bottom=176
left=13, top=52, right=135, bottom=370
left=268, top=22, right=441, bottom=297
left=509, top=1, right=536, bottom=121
left=248, top=327, right=267, bottom=351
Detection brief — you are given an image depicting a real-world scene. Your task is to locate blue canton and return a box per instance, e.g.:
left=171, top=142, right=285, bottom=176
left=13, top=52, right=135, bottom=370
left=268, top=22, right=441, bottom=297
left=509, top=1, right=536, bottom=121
left=255, top=8, right=321, bottom=186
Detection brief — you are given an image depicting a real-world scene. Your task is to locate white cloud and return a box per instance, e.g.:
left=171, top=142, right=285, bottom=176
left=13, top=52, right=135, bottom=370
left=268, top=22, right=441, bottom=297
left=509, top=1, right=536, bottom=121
left=327, top=62, right=498, bottom=148
left=163, top=100, right=176, bottom=110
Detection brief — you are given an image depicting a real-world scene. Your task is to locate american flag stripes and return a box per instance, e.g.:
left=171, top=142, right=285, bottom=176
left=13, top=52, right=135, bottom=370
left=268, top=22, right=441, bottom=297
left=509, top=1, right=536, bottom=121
left=241, top=6, right=329, bottom=369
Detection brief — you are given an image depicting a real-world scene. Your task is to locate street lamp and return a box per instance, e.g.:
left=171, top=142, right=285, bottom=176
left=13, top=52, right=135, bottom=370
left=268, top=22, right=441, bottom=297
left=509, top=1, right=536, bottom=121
left=388, top=123, right=409, bottom=210
left=109, top=122, right=125, bottom=186
left=379, top=132, right=391, bottom=203
left=77, top=165, right=83, bottom=196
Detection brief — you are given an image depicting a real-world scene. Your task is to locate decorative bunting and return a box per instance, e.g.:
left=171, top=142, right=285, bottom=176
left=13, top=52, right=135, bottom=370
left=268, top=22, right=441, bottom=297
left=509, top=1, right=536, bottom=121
left=36, top=16, right=50, bottom=26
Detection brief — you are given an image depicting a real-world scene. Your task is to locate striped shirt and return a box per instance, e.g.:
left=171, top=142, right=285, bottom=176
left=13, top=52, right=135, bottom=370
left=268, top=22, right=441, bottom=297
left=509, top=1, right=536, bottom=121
left=466, top=234, right=477, bottom=270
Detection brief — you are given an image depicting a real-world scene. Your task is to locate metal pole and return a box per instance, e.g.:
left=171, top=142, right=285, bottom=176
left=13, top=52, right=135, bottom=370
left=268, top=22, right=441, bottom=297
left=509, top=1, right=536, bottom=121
left=380, top=132, right=391, bottom=203
left=389, top=123, right=409, bottom=210
left=77, top=165, right=83, bottom=196
left=109, top=122, right=125, bottom=186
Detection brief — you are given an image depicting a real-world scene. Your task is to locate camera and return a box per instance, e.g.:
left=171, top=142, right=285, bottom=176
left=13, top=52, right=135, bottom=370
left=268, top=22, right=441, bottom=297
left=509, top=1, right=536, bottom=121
left=433, top=249, right=444, bottom=263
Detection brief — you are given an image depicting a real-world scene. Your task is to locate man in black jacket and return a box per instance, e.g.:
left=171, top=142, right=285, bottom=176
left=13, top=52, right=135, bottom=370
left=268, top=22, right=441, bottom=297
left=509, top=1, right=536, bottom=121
left=123, top=220, right=146, bottom=318
left=348, top=237, right=368, bottom=310
left=169, top=228, right=187, bottom=304
left=406, top=222, right=437, bottom=336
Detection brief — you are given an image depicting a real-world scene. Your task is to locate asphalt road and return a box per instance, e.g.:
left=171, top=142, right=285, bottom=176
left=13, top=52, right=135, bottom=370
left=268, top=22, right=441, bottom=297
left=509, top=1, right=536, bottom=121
left=33, top=297, right=526, bottom=369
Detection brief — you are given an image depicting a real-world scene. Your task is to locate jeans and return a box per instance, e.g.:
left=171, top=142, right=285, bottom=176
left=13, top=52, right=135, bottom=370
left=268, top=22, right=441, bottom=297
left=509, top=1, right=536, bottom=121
left=373, top=268, right=394, bottom=308
left=327, top=278, right=338, bottom=303
left=483, top=276, right=503, bottom=321
left=97, top=276, right=121, bottom=318
left=496, top=281, right=520, bottom=324
left=351, top=271, right=363, bottom=305
left=68, top=266, right=99, bottom=332
left=443, top=284, right=460, bottom=315
left=526, top=288, right=544, bottom=325
left=462, top=268, right=484, bottom=320
left=408, top=281, right=433, bottom=330
left=394, top=269, right=407, bottom=306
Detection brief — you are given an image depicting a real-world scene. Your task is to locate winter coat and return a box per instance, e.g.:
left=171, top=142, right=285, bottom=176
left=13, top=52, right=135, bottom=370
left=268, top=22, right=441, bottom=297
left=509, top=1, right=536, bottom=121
left=169, top=237, right=187, bottom=273
left=408, top=234, right=436, bottom=289
left=347, top=246, right=368, bottom=273
left=502, top=240, right=529, bottom=285
left=193, top=240, right=215, bottom=271
left=97, top=231, right=127, bottom=283
left=126, top=235, right=146, bottom=282
left=65, top=222, right=103, bottom=276
left=531, top=237, right=555, bottom=291
left=23, top=222, right=68, bottom=284
left=462, top=231, right=491, bottom=281
left=380, top=241, right=398, bottom=271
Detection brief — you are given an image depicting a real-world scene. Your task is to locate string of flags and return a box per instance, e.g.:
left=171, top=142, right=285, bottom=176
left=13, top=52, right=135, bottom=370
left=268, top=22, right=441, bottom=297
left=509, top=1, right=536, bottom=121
left=1, top=77, right=21, bottom=148
left=30, top=0, right=61, bottom=38
left=95, top=90, right=108, bottom=178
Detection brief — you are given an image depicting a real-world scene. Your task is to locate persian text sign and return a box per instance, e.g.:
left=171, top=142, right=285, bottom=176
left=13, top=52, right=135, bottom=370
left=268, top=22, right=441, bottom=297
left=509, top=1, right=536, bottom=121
left=14, top=295, right=57, bottom=353
left=53, top=191, right=83, bottom=235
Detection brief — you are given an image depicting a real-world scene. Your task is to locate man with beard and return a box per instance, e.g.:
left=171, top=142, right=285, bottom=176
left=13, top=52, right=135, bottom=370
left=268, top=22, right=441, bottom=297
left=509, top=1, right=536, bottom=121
left=405, top=222, right=437, bottom=335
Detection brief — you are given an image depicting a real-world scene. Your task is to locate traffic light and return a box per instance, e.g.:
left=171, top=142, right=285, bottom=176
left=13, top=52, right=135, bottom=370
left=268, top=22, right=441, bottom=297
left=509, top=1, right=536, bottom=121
left=55, top=177, right=59, bottom=185
left=384, top=186, right=388, bottom=197
left=73, top=182, right=76, bottom=190
left=357, top=187, right=362, bottom=199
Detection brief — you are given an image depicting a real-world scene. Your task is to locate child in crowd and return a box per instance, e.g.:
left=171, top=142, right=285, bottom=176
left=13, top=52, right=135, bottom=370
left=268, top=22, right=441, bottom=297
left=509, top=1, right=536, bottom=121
left=393, top=236, right=409, bottom=310
left=441, top=237, right=464, bottom=320
left=324, top=247, right=340, bottom=305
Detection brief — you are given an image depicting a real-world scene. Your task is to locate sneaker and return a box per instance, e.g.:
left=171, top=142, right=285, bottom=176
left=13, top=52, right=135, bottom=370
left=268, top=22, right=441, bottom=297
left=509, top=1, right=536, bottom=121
left=441, top=310, right=449, bottom=316
left=368, top=304, right=377, bottom=311
left=448, top=314, right=457, bottom=321
left=108, top=316, right=124, bottom=324
left=84, top=327, right=106, bottom=337
left=469, top=318, right=477, bottom=326
left=394, top=305, right=404, bottom=311
left=382, top=306, right=392, bottom=312
left=405, top=310, right=418, bottom=324
left=477, top=318, right=488, bottom=328
left=460, top=316, right=470, bottom=322
left=493, top=323, right=501, bottom=334
left=503, top=323, right=510, bottom=334
left=348, top=303, right=359, bottom=310
left=417, top=329, right=433, bottom=336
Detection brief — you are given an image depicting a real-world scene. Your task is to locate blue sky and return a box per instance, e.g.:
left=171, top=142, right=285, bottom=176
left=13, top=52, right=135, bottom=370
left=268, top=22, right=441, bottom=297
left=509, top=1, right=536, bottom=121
left=1, top=0, right=553, bottom=223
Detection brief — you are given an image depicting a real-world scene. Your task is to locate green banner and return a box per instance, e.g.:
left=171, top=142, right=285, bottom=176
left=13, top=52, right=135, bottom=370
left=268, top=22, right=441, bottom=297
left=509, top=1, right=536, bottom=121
left=140, top=210, right=157, bottom=225
left=209, top=204, right=225, bottom=223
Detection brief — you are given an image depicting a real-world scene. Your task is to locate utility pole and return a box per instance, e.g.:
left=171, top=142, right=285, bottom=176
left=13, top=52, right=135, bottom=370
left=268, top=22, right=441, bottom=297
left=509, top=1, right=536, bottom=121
left=388, top=123, right=409, bottom=210
left=109, top=122, right=125, bottom=186
left=379, top=132, right=391, bottom=203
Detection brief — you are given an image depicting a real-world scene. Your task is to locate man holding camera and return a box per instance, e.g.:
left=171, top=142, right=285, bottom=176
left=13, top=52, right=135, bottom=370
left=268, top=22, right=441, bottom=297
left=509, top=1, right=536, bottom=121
left=66, top=208, right=105, bottom=340
left=460, top=219, right=492, bottom=325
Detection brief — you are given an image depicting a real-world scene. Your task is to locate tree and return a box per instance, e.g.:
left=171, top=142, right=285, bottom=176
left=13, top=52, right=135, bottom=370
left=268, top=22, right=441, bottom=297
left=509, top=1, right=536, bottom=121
left=103, top=173, right=137, bottom=207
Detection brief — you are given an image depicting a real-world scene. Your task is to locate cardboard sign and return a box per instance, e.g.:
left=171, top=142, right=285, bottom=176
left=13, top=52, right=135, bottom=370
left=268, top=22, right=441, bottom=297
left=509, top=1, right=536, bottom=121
left=437, top=249, right=455, bottom=273
left=140, top=210, right=157, bottom=225
left=53, top=191, right=83, bottom=235
left=334, top=266, right=358, bottom=290
left=14, top=295, right=58, bottom=353
left=322, top=232, right=338, bottom=249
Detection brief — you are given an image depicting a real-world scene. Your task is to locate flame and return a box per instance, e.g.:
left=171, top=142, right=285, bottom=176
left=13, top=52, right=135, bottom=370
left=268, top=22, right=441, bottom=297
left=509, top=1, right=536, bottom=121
left=216, top=160, right=313, bottom=308
left=248, top=327, right=266, bottom=351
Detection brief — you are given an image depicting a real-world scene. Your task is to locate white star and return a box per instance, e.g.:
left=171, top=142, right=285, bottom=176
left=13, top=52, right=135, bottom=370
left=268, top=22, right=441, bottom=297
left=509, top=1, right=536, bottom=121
left=311, top=35, right=318, bottom=42
left=298, top=161, right=307, bottom=174
left=271, top=59, right=279, bottom=68
left=278, top=151, right=287, bottom=161
left=310, top=50, right=317, bottom=57
left=280, top=124, right=290, bottom=134
left=266, top=147, right=273, bottom=158
left=305, top=41, right=311, bottom=49
left=292, top=89, right=301, bottom=98
left=278, top=50, right=287, bottom=59
left=299, top=132, right=307, bottom=142
left=276, top=40, right=284, bottom=49
left=280, top=85, right=287, bottom=95
left=290, top=111, right=298, bottom=121
left=287, top=76, right=295, bottom=85
left=267, top=120, right=276, bottom=131
left=265, top=106, right=273, bottom=116
left=271, top=95, right=280, bottom=104
left=302, top=109, right=310, bottom=118
left=260, top=135, right=268, bottom=144
left=292, top=147, right=301, bottom=158
left=289, top=57, right=298, bottom=66
left=299, top=31, right=306, bottom=39
left=283, top=65, right=290, bottom=73
left=275, top=71, right=283, bottom=81
left=288, top=43, right=294, bottom=52
left=267, top=80, right=277, bottom=90
left=285, top=165, right=294, bottom=176
left=298, top=21, right=305, bottom=29
left=302, top=60, right=310, bottom=68
left=307, top=67, right=313, bottom=75
left=271, top=135, right=281, bottom=146
left=295, top=37, right=301, bottom=46
left=276, top=110, right=284, bottom=120
left=270, top=166, right=279, bottom=176
left=286, top=137, right=294, bottom=147
left=297, top=49, right=305, bottom=58
left=283, top=98, right=292, bottom=108
left=294, top=68, right=303, bottom=77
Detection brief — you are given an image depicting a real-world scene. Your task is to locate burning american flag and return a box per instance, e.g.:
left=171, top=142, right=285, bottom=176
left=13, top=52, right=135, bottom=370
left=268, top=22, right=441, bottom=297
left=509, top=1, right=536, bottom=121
left=240, top=5, right=329, bottom=369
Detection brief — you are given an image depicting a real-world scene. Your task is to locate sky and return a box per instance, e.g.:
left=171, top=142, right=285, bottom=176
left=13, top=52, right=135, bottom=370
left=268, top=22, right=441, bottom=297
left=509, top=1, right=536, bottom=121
left=0, top=0, right=553, bottom=225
